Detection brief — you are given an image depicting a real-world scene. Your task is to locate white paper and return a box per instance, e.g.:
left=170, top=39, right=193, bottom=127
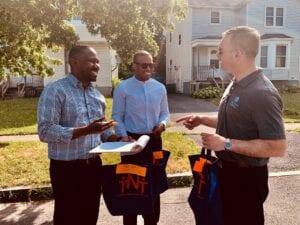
left=89, top=135, right=150, bottom=153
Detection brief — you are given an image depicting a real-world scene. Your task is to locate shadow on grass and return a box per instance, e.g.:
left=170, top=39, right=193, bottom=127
left=0, top=143, right=9, bottom=148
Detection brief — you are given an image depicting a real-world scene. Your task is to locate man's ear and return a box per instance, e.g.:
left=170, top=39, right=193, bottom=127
left=132, top=62, right=137, bottom=70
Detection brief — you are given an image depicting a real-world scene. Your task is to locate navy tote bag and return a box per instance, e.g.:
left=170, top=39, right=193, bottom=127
left=188, top=147, right=222, bottom=225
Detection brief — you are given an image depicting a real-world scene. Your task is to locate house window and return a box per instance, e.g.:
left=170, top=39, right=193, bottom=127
left=72, top=15, right=82, bottom=21
left=179, top=34, right=181, bottom=45
left=260, top=46, right=268, bottom=68
left=266, top=7, right=283, bottom=27
left=276, top=45, right=286, bottom=67
left=170, top=59, right=172, bottom=66
left=170, top=32, right=172, bottom=43
left=211, top=11, right=220, bottom=24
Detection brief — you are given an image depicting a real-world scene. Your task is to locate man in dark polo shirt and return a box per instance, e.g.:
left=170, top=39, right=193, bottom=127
left=177, top=26, right=287, bottom=225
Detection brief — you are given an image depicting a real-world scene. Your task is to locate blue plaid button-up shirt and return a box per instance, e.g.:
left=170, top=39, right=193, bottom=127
left=38, top=74, right=113, bottom=160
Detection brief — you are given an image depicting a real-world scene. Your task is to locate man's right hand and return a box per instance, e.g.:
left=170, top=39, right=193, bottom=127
left=72, top=118, right=116, bottom=140
left=87, top=118, right=116, bottom=134
left=176, top=115, right=202, bottom=130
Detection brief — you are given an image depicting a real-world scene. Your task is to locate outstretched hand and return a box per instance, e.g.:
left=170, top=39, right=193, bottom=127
left=176, top=115, right=201, bottom=130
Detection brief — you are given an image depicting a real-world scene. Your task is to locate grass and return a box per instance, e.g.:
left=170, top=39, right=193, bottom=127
left=0, top=98, right=39, bottom=135
left=0, top=132, right=199, bottom=188
left=281, top=93, right=300, bottom=123
left=0, top=97, right=113, bottom=136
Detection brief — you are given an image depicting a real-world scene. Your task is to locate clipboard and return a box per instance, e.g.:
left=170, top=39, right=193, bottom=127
left=89, top=135, right=150, bottom=153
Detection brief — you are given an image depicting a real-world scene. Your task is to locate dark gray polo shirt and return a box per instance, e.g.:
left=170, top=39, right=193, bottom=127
left=216, top=69, right=286, bottom=166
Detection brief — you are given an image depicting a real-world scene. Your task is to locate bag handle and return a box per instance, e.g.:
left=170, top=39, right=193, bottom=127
left=200, top=147, right=212, bottom=157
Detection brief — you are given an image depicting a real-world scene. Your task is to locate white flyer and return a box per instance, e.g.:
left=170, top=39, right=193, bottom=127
left=89, top=135, right=150, bottom=153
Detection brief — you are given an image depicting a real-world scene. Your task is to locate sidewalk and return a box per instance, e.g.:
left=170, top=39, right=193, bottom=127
left=1, top=175, right=299, bottom=225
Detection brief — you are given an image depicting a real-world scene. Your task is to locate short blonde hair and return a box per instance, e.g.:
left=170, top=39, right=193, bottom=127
left=223, top=26, right=260, bottom=58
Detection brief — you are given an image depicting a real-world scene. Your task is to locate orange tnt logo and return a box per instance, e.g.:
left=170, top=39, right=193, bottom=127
left=197, top=173, right=206, bottom=197
left=118, top=174, right=148, bottom=194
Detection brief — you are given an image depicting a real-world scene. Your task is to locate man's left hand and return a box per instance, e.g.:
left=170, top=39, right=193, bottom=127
left=152, top=123, right=165, bottom=137
left=201, top=132, right=226, bottom=151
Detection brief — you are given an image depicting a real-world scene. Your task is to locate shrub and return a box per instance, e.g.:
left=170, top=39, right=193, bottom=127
left=192, top=86, right=223, bottom=99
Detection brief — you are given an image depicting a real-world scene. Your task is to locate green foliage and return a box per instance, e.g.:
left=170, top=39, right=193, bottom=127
left=79, top=0, right=187, bottom=64
left=0, top=0, right=79, bottom=80
left=118, top=62, right=133, bottom=80
left=192, top=86, right=223, bottom=99
left=111, top=77, right=122, bottom=89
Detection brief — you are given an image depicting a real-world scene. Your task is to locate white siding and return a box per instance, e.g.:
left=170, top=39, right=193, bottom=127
left=166, top=8, right=192, bottom=92
left=192, top=7, right=240, bottom=39
left=248, top=0, right=300, bottom=81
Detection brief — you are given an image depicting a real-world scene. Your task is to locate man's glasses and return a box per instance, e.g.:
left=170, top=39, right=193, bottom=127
left=134, top=62, right=154, bottom=69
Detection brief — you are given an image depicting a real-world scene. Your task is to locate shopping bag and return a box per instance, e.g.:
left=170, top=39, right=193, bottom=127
left=102, top=163, right=155, bottom=215
left=188, top=147, right=222, bottom=225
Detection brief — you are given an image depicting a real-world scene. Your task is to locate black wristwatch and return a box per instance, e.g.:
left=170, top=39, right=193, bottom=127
left=224, top=138, right=232, bottom=151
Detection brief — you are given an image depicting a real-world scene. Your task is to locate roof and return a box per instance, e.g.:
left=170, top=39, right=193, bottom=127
left=197, top=36, right=222, bottom=40
left=189, top=0, right=251, bottom=8
left=261, top=33, right=293, bottom=40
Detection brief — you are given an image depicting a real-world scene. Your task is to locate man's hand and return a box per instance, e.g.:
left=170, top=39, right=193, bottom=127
left=201, top=132, right=226, bottom=151
left=120, top=136, right=135, bottom=142
left=152, top=123, right=165, bottom=137
left=176, top=115, right=202, bottom=130
left=87, top=118, right=116, bottom=134
left=72, top=118, right=116, bottom=140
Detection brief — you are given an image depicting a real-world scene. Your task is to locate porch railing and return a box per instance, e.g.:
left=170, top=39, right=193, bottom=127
left=192, top=65, right=230, bottom=81
left=0, top=79, right=9, bottom=98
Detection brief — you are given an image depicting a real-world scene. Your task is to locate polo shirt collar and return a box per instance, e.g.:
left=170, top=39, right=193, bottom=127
left=235, top=69, right=262, bottom=88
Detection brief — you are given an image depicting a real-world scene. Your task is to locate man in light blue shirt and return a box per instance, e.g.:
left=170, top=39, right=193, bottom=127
left=112, top=50, right=170, bottom=225
left=38, top=45, right=119, bottom=225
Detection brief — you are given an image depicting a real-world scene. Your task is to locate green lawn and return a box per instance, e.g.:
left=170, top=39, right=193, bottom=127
left=0, top=97, right=113, bottom=136
left=0, top=132, right=199, bottom=188
left=281, top=93, right=300, bottom=123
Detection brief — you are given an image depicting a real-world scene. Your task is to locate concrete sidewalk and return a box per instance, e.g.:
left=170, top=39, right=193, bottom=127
left=1, top=175, right=299, bottom=225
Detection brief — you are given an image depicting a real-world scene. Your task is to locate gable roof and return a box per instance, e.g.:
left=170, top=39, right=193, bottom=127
left=189, top=0, right=252, bottom=8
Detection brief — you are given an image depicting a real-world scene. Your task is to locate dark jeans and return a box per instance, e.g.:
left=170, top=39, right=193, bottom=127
left=123, top=196, right=160, bottom=225
left=50, top=157, right=102, bottom=225
left=217, top=163, right=269, bottom=225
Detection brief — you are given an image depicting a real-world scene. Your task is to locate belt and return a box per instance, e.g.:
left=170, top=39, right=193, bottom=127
left=51, top=156, right=101, bottom=166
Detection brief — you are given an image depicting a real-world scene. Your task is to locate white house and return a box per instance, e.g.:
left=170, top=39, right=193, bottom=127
left=45, top=17, right=119, bottom=97
left=2, top=17, right=118, bottom=98
left=166, top=0, right=300, bottom=94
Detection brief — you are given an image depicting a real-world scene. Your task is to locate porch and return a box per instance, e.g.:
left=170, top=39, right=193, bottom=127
left=0, top=75, right=44, bottom=99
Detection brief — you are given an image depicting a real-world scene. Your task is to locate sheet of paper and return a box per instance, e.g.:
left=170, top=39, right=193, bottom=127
left=89, top=135, right=150, bottom=153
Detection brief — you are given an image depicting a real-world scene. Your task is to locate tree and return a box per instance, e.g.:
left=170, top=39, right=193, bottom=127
left=79, top=0, right=187, bottom=65
left=0, top=0, right=79, bottom=80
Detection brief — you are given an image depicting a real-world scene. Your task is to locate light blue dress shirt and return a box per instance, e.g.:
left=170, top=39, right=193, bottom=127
left=38, top=74, right=113, bottom=160
left=112, top=76, right=169, bottom=137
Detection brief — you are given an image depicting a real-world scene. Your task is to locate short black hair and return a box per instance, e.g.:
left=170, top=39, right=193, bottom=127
left=133, top=50, right=152, bottom=63
left=68, top=45, right=91, bottom=60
